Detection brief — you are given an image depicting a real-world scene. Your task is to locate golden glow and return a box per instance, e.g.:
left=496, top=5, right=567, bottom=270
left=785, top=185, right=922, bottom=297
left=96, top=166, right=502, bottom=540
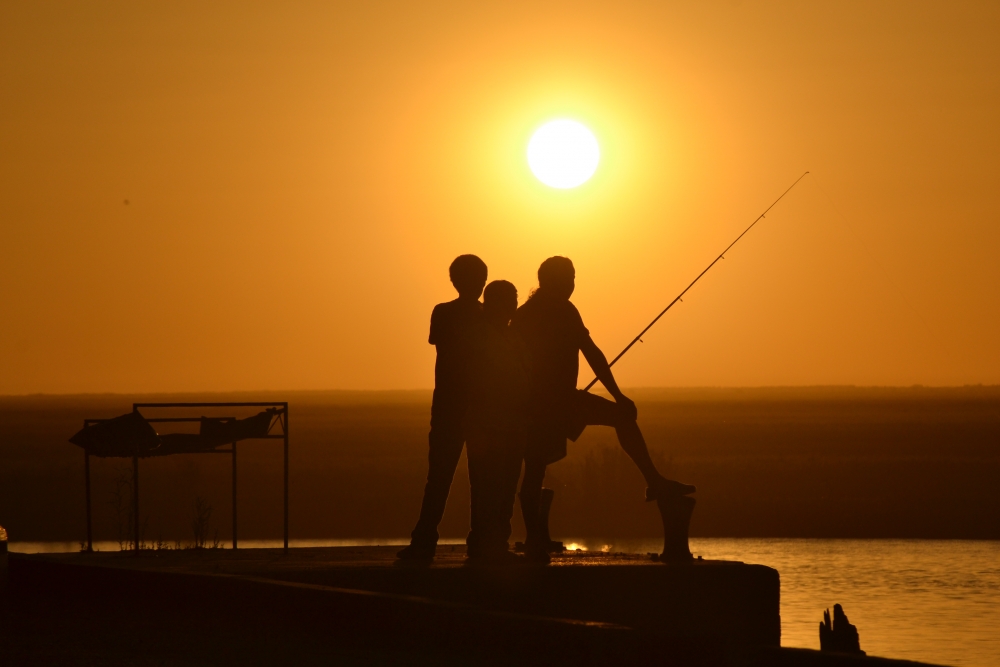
left=1, top=3, right=998, bottom=393
left=527, top=120, right=600, bottom=188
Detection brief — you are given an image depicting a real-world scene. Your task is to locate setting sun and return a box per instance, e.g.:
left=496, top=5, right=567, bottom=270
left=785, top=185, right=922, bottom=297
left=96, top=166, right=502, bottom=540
left=527, top=119, right=600, bottom=189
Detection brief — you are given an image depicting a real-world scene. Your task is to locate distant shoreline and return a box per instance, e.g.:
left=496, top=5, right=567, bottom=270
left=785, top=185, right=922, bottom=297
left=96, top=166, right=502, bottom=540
left=2, top=384, right=999, bottom=401
left=3, top=386, right=998, bottom=544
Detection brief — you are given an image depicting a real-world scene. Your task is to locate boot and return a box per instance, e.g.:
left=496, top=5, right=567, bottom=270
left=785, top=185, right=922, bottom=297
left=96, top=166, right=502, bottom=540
left=396, top=542, right=435, bottom=561
left=518, top=488, right=550, bottom=563
left=537, top=488, right=565, bottom=553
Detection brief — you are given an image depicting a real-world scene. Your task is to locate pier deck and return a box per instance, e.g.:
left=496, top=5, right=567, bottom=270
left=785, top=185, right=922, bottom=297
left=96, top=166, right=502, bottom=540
left=3, top=547, right=940, bottom=666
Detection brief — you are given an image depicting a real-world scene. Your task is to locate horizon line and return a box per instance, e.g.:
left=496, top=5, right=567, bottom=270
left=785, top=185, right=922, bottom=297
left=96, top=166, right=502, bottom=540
left=2, top=383, right=999, bottom=399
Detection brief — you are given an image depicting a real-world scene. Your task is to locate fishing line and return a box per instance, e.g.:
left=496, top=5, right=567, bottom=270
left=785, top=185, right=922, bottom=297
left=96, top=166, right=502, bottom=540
left=583, top=171, right=810, bottom=392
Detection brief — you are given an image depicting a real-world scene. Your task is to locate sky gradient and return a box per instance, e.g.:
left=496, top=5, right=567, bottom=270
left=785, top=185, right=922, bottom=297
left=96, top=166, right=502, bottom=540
left=2, top=1, right=998, bottom=393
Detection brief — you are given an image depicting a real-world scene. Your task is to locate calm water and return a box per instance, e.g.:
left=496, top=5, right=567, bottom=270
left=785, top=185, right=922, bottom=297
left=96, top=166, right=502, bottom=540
left=597, top=538, right=1000, bottom=667
left=12, top=538, right=999, bottom=667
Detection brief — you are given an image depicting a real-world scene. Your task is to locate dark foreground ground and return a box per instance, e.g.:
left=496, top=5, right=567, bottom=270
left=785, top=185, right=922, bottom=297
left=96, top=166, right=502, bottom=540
left=1, top=547, right=947, bottom=667
left=2, top=386, right=999, bottom=546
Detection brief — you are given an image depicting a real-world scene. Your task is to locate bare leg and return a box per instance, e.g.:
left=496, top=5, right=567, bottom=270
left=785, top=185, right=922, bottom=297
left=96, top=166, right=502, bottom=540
left=615, top=418, right=695, bottom=498
left=578, top=394, right=695, bottom=498
left=614, top=419, right=660, bottom=487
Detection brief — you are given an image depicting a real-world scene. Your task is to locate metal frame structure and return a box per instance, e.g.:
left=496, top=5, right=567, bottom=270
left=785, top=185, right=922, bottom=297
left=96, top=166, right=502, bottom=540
left=81, top=401, right=289, bottom=554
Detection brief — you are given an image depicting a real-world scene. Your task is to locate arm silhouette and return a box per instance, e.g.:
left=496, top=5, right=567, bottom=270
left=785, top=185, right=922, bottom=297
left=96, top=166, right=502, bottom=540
left=580, top=335, right=637, bottom=421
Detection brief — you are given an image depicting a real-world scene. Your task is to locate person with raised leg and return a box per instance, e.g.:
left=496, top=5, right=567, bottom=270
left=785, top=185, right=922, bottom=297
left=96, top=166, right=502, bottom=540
left=510, top=256, right=695, bottom=563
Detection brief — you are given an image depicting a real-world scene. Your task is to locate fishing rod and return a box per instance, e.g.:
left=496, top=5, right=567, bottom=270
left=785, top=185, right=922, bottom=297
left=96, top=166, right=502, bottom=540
left=583, top=170, right=810, bottom=392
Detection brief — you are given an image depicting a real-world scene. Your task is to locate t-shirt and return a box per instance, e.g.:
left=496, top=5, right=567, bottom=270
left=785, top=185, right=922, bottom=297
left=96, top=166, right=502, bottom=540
left=509, top=292, right=590, bottom=407
left=429, top=298, right=483, bottom=409
left=466, top=322, right=531, bottom=433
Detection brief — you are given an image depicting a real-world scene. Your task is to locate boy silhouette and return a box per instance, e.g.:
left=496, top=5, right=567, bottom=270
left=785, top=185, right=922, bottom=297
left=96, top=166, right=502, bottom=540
left=398, top=254, right=488, bottom=561
left=511, top=256, right=695, bottom=563
left=465, top=280, right=529, bottom=564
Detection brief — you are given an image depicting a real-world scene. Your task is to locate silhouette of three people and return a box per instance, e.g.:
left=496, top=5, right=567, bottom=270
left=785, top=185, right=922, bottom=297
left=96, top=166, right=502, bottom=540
left=398, top=254, right=695, bottom=564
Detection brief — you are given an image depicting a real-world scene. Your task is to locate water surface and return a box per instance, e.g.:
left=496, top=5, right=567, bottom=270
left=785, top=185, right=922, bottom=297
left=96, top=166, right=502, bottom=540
left=589, top=537, right=1000, bottom=667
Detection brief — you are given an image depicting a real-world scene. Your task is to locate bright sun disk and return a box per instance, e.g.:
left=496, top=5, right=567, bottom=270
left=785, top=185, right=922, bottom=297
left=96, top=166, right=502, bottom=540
left=527, top=120, right=600, bottom=189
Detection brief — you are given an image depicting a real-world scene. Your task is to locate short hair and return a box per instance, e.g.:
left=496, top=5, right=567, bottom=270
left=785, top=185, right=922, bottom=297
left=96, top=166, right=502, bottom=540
left=449, top=254, right=488, bottom=287
left=537, top=256, right=575, bottom=289
left=483, top=280, right=517, bottom=305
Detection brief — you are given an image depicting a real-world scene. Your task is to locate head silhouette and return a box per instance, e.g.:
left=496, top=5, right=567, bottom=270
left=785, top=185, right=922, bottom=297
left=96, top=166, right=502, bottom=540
left=537, top=256, right=575, bottom=300
left=449, top=254, right=488, bottom=300
left=483, top=280, right=518, bottom=327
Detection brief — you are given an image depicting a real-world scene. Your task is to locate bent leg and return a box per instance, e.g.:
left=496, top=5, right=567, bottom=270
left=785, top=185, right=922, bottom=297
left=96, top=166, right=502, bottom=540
left=572, top=393, right=660, bottom=486
left=573, top=392, right=694, bottom=497
left=614, top=419, right=661, bottom=488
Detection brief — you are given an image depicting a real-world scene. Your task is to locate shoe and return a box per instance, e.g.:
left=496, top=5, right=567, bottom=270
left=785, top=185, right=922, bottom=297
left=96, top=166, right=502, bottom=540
left=522, top=541, right=551, bottom=564
left=645, top=477, right=696, bottom=501
left=515, top=540, right=565, bottom=553
left=396, top=543, right=435, bottom=561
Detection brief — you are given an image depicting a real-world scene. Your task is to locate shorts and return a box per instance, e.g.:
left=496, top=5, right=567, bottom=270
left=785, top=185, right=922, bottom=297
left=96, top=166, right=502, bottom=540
left=525, top=390, right=625, bottom=466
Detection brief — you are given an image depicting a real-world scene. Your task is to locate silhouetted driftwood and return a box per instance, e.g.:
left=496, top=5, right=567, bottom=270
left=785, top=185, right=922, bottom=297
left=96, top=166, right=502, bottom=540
left=819, top=603, right=865, bottom=654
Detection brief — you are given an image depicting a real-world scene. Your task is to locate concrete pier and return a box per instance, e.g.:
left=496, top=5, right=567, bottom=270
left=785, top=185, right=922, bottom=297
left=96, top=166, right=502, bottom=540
left=4, top=547, right=951, bottom=666
left=7, top=546, right=778, bottom=666
left=4, top=546, right=941, bottom=666
left=5, top=547, right=780, bottom=665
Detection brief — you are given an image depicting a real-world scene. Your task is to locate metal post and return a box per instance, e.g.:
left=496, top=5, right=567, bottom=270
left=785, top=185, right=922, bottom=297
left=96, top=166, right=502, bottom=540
left=283, top=406, right=289, bottom=553
left=132, top=454, right=140, bottom=552
left=231, top=442, right=238, bottom=549
left=84, top=451, right=93, bottom=552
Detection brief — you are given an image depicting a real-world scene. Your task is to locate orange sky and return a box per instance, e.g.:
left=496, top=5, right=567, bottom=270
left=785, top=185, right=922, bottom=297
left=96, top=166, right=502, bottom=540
left=2, top=1, right=998, bottom=394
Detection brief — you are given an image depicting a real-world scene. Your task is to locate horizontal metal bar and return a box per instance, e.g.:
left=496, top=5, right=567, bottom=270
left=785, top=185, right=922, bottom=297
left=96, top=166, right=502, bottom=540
left=145, top=417, right=236, bottom=423
left=82, top=449, right=239, bottom=458
left=142, top=450, right=235, bottom=458
left=80, top=418, right=286, bottom=441
left=133, top=402, right=287, bottom=408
